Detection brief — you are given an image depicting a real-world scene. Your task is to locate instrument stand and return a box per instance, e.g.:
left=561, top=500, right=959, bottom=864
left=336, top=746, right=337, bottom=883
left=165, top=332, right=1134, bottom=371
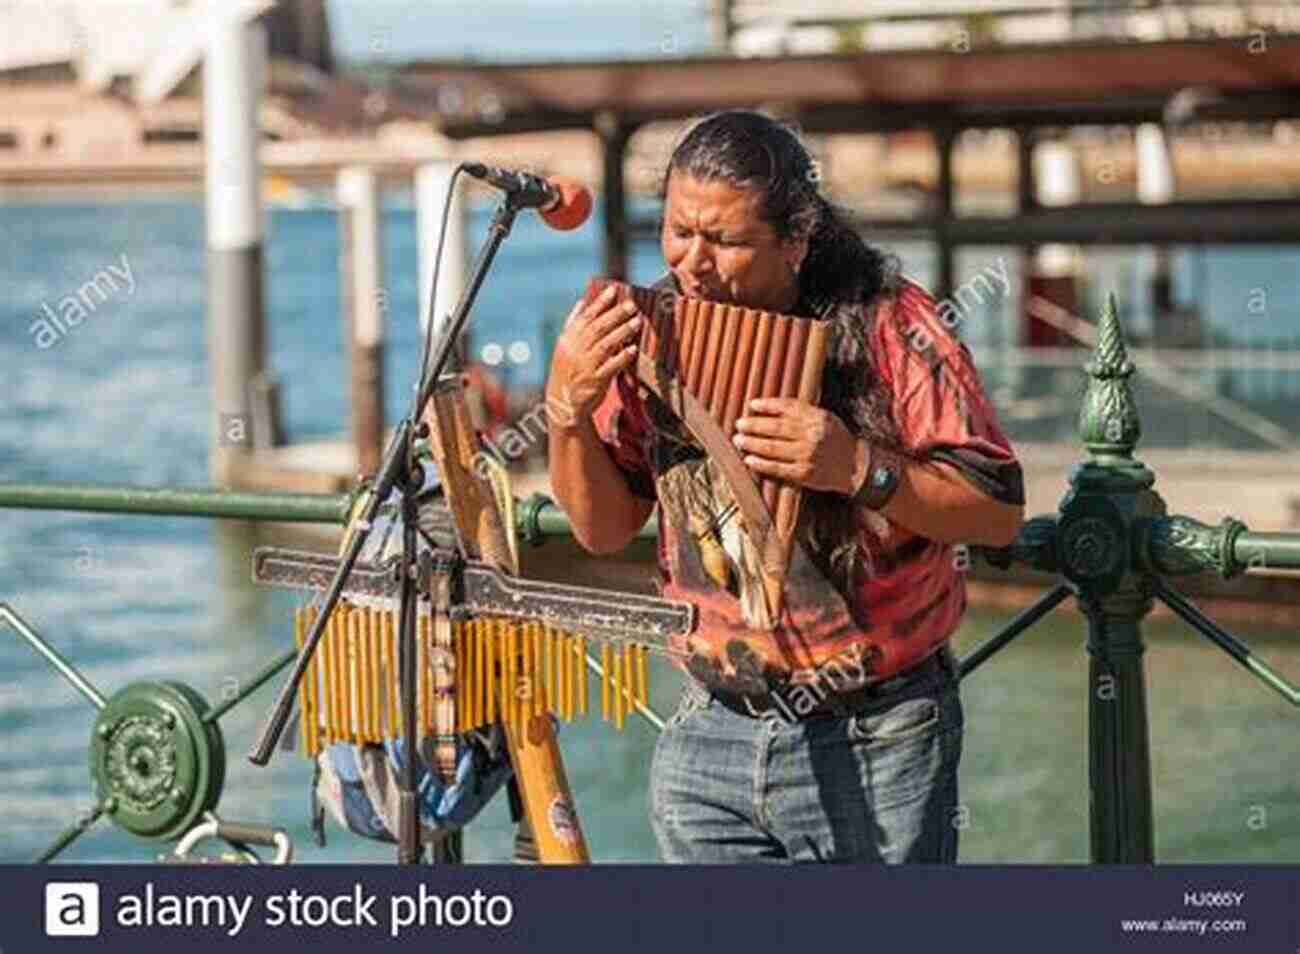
left=249, top=185, right=529, bottom=865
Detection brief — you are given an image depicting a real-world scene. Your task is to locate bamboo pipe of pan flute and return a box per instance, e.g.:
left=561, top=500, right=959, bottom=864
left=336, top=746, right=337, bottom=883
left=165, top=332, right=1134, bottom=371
left=707, top=306, right=742, bottom=422
left=686, top=300, right=711, bottom=395
left=739, top=312, right=774, bottom=440
left=759, top=316, right=793, bottom=512
left=671, top=297, right=691, bottom=378
left=721, top=308, right=759, bottom=438
left=696, top=303, right=729, bottom=411
left=771, top=317, right=812, bottom=528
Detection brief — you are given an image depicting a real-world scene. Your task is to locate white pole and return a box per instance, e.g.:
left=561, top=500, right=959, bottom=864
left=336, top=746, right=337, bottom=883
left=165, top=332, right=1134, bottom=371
left=337, top=166, right=386, bottom=475
left=204, top=16, right=270, bottom=482
left=415, top=161, right=468, bottom=348
left=1135, top=123, right=1175, bottom=205
left=1136, top=123, right=1178, bottom=349
left=205, top=16, right=265, bottom=258
left=1032, top=138, right=1081, bottom=277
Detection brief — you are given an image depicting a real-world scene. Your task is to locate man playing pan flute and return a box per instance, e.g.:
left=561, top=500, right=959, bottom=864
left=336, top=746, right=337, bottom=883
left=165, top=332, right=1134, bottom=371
left=546, top=110, right=1024, bottom=863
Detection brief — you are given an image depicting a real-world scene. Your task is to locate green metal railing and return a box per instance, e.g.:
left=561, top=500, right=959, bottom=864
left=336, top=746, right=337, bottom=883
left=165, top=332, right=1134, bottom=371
left=0, top=482, right=355, bottom=524
left=0, top=486, right=655, bottom=862
left=0, top=479, right=656, bottom=543
left=3, top=292, right=1299, bottom=863
left=970, top=294, right=1300, bottom=863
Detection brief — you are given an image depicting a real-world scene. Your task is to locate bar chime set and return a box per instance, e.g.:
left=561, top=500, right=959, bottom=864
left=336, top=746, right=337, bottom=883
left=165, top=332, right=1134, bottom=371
left=290, top=604, right=652, bottom=758
left=254, top=277, right=824, bottom=860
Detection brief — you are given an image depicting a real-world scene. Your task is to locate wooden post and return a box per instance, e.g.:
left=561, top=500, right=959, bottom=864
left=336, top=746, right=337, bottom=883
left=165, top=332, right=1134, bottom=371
left=596, top=111, right=631, bottom=281
left=934, top=126, right=956, bottom=304
left=337, top=166, right=385, bottom=477
left=710, top=0, right=733, bottom=52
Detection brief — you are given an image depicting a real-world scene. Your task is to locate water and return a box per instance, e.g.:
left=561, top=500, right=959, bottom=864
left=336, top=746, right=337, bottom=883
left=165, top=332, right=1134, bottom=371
left=328, top=0, right=712, bottom=63
left=1, top=198, right=1297, bottom=863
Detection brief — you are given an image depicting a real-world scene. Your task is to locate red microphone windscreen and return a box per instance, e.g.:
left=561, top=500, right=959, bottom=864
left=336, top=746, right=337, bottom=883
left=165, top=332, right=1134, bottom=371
left=540, top=176, right=593, bottom=231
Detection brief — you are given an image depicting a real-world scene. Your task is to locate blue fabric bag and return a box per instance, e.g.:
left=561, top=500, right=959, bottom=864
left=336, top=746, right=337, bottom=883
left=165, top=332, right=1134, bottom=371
left=313, top=726, right=513, bottom=845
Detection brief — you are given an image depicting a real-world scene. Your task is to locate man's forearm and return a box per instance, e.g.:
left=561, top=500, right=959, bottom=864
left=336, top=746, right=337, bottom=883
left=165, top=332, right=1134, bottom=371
left=547, top=417, right=654, bottom=554
left=876, top=452, right=1024, bottom=547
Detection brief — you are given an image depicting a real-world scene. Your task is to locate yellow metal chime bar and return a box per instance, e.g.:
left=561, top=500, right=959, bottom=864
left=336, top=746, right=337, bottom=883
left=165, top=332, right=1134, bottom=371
left=292, top=603, right=653, bottom=758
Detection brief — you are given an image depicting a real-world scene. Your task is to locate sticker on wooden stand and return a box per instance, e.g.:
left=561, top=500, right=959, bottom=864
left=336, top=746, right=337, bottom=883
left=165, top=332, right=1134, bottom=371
left=547, top=794, right=580, bottom=845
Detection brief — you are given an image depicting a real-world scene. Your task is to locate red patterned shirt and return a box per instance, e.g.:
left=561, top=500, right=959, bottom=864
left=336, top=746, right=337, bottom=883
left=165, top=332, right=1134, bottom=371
left=591, top=277, right=1023, bottom=684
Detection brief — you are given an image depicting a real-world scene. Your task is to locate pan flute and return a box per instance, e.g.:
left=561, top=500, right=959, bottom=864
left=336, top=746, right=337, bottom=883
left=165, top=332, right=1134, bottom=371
left=290, top=602, right=652, bottom=759
left=587, top=278, right=831, bottom=624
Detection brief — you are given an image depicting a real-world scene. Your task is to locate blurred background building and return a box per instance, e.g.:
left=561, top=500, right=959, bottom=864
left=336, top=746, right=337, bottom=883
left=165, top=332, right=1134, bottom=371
left=2, top=0, right=1298, bottom=518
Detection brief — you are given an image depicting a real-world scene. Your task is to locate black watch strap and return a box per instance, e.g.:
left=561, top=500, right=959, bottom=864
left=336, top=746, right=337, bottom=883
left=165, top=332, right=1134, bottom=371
left=853, top=445, right=903, bottom=510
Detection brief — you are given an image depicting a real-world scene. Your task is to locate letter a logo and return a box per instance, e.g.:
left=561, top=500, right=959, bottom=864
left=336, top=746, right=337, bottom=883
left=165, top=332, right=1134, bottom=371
left=45, top=882, right=101, bottom=936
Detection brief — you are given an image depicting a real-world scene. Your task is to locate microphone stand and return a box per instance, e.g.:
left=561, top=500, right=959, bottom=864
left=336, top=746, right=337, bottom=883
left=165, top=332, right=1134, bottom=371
left=249, top=188, right=528, bottom=865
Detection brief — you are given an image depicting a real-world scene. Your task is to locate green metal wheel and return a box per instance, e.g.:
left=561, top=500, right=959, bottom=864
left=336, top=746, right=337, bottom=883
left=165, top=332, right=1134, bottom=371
left=88, top=680, right=225, bottom=841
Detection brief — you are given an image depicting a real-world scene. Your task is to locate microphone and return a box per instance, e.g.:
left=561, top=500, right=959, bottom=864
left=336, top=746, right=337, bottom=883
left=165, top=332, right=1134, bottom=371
left=462, top=162, right=592, bottom=230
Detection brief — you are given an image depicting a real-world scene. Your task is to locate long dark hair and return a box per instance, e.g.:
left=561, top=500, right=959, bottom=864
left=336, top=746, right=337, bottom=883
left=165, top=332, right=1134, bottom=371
left=660, top=109, right=900, bottom=310
left=658, top=110, right=910, bottom=600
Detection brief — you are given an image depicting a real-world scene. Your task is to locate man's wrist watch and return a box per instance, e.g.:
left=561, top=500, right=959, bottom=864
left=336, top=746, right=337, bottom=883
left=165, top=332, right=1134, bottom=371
left=852, top=443, right=903, bottom=511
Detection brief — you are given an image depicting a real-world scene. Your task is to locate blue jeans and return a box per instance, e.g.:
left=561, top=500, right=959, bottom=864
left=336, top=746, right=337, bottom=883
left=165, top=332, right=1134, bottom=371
left=650, top=647, right=964, bottom=863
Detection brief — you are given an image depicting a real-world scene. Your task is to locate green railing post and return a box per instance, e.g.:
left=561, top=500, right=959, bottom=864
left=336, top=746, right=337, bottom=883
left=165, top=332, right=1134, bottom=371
left=977, top=291, right=1300, bottom=864
left=1061, top=293, right=1160, bottom=863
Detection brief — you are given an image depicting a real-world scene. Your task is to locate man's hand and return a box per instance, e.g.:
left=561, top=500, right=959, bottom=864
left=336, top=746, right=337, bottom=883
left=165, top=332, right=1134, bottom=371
left=545, top=285, right=641, bottom=426
left=733, top=397, right=866, bottom=495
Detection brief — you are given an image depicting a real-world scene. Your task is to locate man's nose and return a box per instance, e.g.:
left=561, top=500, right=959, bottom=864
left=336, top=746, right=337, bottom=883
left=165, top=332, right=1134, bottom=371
left=680, top=236, right=713, bottom=275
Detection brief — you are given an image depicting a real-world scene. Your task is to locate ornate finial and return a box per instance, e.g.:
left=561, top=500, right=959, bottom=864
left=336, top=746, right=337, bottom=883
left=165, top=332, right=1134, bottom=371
left=1090, top=292, right=1135, bottom=379
left=1079, top=292, right=1141, bottom=460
